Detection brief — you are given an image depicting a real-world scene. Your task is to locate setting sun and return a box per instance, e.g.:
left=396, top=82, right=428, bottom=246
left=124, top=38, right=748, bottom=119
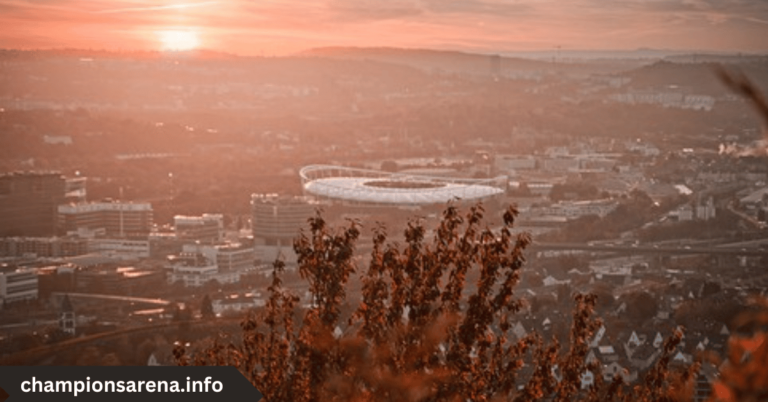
left=156, top=29, right=199, bottom=51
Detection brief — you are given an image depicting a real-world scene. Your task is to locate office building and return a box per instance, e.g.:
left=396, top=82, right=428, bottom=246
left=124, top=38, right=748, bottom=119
left=0, top=171, right=67, bottom=237
left=166, top=242, right=251, bottom=287
left=174, top=213, right=223, bottom=243
left=87, top=238, right=151, bottom=260
left=0, top=266, right=38, bottom=307
left=0, top=236, right=88, bottom=258
left=251, top=194, right=318, bottom=264
left=58, top=201, right=153, bottom=237
left=75, top=266, right=162, bottom=295
left=212, top=241, right=254, bottom=272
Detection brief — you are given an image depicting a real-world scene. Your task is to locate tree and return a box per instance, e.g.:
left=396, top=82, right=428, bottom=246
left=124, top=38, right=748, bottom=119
left=169, top=302, right=192, bottom=322
left=549, top=182, right=599, bottom=202
left=589, top=282, right=616, bottom=312
left=200, top=294, right=215, bottom=319
left=100, top=352, right=122, bottom=366
left=43, top=326, right=71, bottom=344
left=701, top=281, right=721, bottom=299
left=175, top=204, right=691, bottom=401
left=136, top=338, right=157, bottom=366
left=710, top=296, right=768, bottom=401
left=622, top=291, right=658, bottom=322
left=557, top=283, right=574, bottom=306
left=525, top=271, right=544, bottom=288
left=76, top=346, right=103, bottom=366
left=200, top=279, right=221, bottom=295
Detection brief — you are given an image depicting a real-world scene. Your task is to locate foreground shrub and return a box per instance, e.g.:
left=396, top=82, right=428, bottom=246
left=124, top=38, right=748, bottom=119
left=175, top=204, right=719, bottom=401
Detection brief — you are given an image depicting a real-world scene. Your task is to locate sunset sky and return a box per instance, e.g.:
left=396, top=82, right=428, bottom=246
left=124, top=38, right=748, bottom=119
left=2, top=0, right=768, bottom=56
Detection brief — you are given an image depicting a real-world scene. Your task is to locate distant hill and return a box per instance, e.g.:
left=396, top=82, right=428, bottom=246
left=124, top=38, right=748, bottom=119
left=0, top=48, right=240, bottom=61
left=301, top=46, right=658, bottom=77
left=0, top=48, right=432, bottom=87
left=664, top=53, right=768, bottom=64
left=300, top=46, right=554, bottom=75
left=621, top=60, right=768, bottom=95
left=505, top=48, right=763, bottom=61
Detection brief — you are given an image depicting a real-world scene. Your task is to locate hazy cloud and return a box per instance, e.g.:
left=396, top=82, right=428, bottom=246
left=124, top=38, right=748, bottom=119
left=0, top=0, right=766, bottom=54
left=325, top=0, right=423, bottom=22
left=419, top=0, right=534, bottom=16
left=94, top=1, right=220, bottom=14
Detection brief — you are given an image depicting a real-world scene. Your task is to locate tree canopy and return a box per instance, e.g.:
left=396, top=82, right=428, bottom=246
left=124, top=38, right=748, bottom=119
left=175, top=203, right=766, bottom=401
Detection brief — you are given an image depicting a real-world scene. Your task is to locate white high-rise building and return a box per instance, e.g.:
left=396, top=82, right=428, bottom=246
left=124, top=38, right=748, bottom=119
left=251, top=194, right=318, bottom=265
left=0, top=266, right=38, bottom=307
left=174, top=214, right=224, bottom=243
left=58, top=201, right=153, bottom=237
left=166, top=242, right=253, bottom=287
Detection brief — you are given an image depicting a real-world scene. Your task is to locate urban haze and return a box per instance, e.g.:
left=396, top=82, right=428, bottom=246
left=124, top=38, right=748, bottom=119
left=1, top=1, right=768, bottom=400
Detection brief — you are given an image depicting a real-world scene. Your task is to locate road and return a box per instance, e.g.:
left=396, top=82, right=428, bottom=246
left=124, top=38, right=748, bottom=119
left=50, top=292, right=172, bottom=306
left=531, top=242, right=768, bottom=257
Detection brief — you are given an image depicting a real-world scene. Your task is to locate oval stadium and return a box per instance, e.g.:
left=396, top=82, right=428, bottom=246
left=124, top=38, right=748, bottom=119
left=300, top=165, right=507, bottom=206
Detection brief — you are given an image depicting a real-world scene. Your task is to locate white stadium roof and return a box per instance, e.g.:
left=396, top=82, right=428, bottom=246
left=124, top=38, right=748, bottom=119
left=300, top=165, right=505, bottom=205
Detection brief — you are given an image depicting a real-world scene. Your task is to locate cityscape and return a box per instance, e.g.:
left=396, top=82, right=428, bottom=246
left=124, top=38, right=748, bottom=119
left=1, top=2, right=768, bottom=400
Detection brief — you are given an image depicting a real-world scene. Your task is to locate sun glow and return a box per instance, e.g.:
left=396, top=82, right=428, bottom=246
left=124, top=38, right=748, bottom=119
left=157, top=29, right=200, bottom=51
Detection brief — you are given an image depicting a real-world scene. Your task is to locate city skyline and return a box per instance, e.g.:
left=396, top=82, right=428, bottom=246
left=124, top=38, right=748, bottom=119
left=2, top=0, right=768, bottom=56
